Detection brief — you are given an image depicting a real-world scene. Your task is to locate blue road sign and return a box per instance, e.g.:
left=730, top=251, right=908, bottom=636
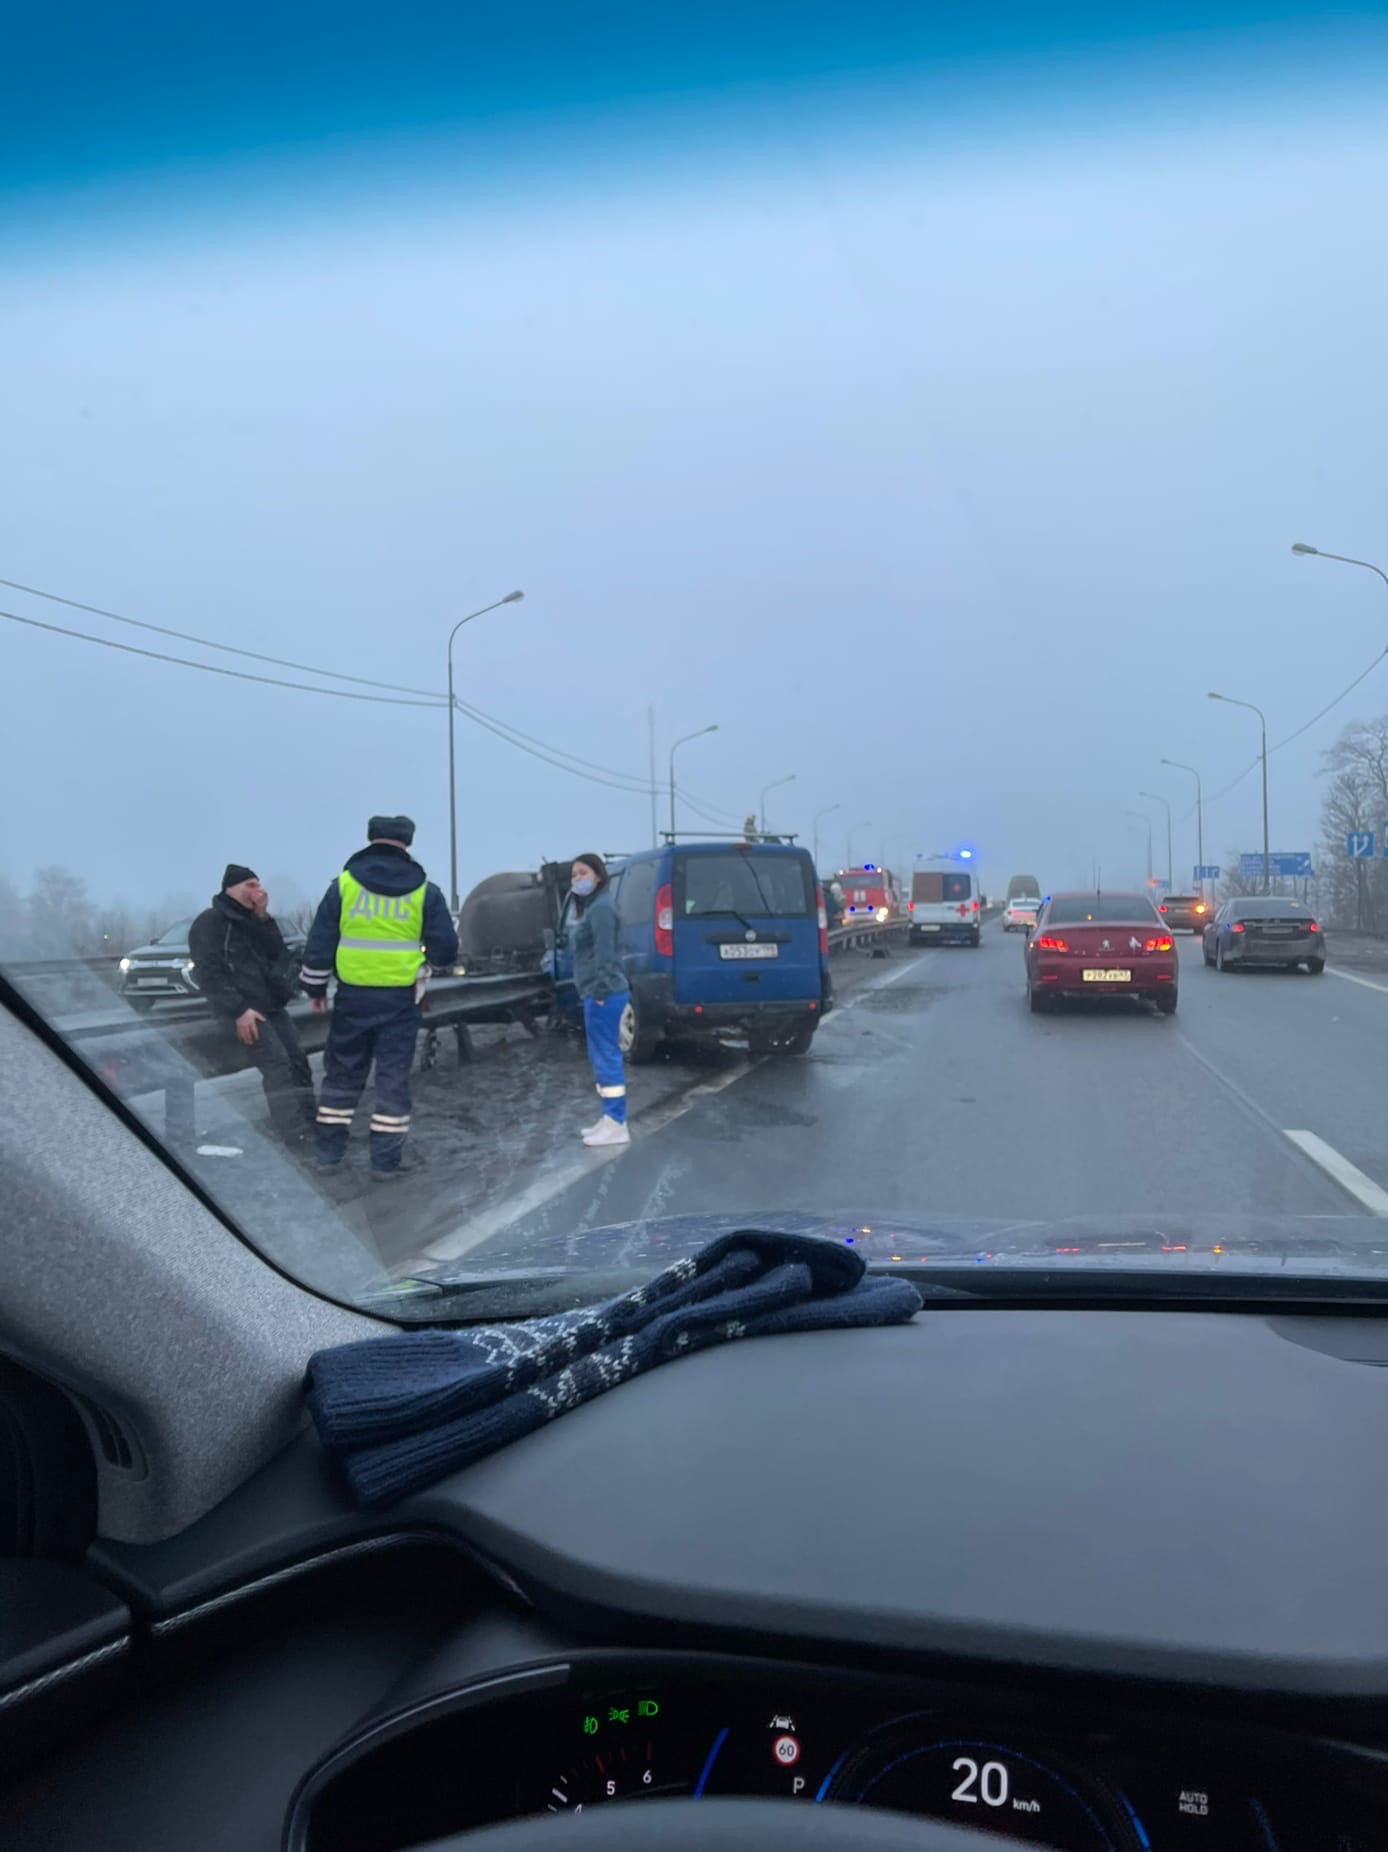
left=1348, top=832, right=1375, bottom=859
left=1194, top=864, right=1220, bottom=880
left=1243, top=851, right=1315, bottom=877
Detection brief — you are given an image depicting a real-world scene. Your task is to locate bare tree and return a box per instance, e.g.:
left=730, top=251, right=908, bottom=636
left=26, top=867, right=94, bottom=957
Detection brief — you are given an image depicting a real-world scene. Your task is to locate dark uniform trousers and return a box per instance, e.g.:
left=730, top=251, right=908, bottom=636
left=315, top=984, right=420, bottom=1173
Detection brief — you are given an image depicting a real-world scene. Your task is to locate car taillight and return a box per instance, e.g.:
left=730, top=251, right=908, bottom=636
left=1308, top=920, right=1321, bottom=932
left=815, top=885, right=829, bottom=955
left=908, top=901, right=914, bottom=911
left=1035, top=935, right=1069, bottom=950
left=1144, top=936, right=1174, bottom=952
left=1158, top=904, right=1168, bottom=914
left=654, top=882, right=673, bottom=957
left=1194, top=904, right=1206, bottom=914
left=1231, top=921, right=1245, bottom=933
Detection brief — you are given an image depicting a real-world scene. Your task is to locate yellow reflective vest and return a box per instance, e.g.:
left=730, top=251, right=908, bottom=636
left=335, top=871, right=426, bottom=987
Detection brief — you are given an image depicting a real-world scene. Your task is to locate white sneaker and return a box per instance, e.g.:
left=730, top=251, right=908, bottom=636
left=583, top=1116, right=631, bottom=1147
left=579, top=1117, right=607, bottom=1139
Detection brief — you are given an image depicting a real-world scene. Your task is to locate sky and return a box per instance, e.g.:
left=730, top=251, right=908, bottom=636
left=4, top=1, right=1388, bottom=924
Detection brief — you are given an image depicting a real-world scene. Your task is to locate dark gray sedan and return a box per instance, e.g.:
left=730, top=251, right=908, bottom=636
left=1202, top=896, right=1326, bottom=973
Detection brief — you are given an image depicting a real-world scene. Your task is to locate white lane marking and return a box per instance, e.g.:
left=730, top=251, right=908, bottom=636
left=1283, top=1130, right=1388, bottom=1217
left=418, top=950, right=934, bottom=1266
left=1327, top=967, right=1388, bottom=996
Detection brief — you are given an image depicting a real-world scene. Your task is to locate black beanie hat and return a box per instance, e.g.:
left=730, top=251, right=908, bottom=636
left=367, top=815, right=416, bottom=846
left=222, top=862, right=257, bottom=890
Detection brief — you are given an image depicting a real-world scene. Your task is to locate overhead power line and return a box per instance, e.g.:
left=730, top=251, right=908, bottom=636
left=2, top=574, right=743, bottom=818
left=0, top=608, right=445, bottom=708
left=1193, top=645, right=1388, bottom=818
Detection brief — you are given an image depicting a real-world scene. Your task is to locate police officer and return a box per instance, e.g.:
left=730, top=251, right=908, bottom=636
left=300, top=816, right=458, bottom=1178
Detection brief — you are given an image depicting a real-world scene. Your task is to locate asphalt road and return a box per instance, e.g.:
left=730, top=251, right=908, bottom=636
left=430, top=920, right=1387, bottom=1273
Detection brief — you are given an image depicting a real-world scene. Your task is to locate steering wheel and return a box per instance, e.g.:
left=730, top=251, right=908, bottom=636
left=417, top=1796, right=1036, bottom=1850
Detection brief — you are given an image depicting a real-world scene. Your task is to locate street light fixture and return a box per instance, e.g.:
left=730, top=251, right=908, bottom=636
left=447, top=590, right=525, bottom=914
left=1209, top=692, right=1270, bottom=894
left=1138, top=790, right=1173, bottom=891
left=812, top=803, right=840, bottom=869
left=1161, top=758, right=1205, bottom=893
left=669, top=725, right=719, bottom=837
left=1291, top=542, right=1388, bottom=599
left=759, top=773, right=796, bottom=835
left=1123, top=810, right=1153, bottom=886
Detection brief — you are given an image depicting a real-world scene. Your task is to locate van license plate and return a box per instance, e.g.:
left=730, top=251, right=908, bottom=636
left=719, top=944, right=778, bottom=960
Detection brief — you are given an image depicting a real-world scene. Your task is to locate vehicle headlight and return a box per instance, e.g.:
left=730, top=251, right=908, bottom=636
left=181, top=959, right=195, bottom=972
left=118, top=957, right=132, bottom=972
left=875, top=906, right=889, bottom=923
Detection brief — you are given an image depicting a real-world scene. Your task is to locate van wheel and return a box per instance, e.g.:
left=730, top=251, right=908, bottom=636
left=969, top=928, right=981, bottom=946
left=750, top=1019, right=817, bottom=1058
left=618, top=995, right=661, bottom=1063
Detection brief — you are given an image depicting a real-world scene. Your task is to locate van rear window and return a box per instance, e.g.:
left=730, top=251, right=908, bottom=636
left=679, top=853, right=812, bottom=918
left=911, top=872, right=973, bottom=902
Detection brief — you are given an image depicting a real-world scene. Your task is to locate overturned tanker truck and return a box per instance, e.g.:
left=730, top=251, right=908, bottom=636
left=452, top=864, right=572, bottom=977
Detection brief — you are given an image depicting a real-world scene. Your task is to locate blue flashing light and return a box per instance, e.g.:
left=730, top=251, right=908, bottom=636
left=958, top=848, right=974, bottom=860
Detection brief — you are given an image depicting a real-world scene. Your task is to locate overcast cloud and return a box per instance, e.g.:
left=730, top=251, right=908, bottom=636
left=4, top=11, right=1388, bottom=921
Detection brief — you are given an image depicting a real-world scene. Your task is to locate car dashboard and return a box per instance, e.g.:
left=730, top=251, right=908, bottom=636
left=291, top=1646, right=1388, bottom=1850
left=7, top=1310, right=1388, bottom=1852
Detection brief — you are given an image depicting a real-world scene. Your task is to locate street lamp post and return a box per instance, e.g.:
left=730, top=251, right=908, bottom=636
left=1138, top=790, right=1173, bottom=891
left=1161, top=757, right=1204, bottom=894
left=1208, top=692, right=1270, bottom=894
left=669, top=725, right=718, bottom=838
left=846, top=821, right=872, bottom=867
left=759, top=773, right=796, bottom=836
left=1124, top=810, right=1153, bottom=887
left=812, top=803, right=840, bottom=869
left=447, top=590, right=525, bottom=914
left=1292, top=542, right=1388, bottom=601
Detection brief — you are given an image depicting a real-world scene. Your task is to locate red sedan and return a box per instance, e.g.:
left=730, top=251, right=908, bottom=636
left=1025, top=891, right=1178, bottom=1016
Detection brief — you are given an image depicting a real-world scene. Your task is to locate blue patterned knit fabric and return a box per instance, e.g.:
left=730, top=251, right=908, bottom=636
left=305, top=1231, right=922, bottom=1506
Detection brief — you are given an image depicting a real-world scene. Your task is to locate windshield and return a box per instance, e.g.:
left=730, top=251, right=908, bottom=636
left=5, top=5, right=1388, bottom=1320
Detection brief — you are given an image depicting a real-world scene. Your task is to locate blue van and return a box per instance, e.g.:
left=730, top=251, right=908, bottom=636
left=549, top=840, right=831, bottom=1061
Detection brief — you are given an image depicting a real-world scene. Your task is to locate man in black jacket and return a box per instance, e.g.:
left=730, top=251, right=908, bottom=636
left=187, top=864, right=316, bottom=1146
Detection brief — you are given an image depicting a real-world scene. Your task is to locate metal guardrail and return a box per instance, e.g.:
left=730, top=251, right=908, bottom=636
left=7, top=953, right=125, bottom=978
left=62, top=971, right=550, bottom=1144
left=28, top=912, right=971, bottom=1141
left=826, top=918, right=910, bottom=953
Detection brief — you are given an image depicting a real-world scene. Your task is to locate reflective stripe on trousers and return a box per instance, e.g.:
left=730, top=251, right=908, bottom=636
left=316, top=987, right=421, bottom=1172
left=582, top=991, right=628, bottom=1124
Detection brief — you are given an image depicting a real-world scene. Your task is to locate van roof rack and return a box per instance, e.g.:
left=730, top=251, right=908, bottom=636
left=658, top=831, right=799, bottom=844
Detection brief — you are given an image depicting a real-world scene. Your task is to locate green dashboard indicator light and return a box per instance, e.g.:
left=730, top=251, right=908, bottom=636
left=582, top=1715, right=599, bottom=1736
left=638, top=1699, right=659, bottom=1718
left=608, top=1707, right=631, bottom=1725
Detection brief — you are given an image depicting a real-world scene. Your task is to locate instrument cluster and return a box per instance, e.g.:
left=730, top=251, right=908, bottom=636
left=297, top=1658, right=1388, bottom=1851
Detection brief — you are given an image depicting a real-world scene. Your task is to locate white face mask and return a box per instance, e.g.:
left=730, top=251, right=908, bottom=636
left=571, top=876, right=597, bottom=896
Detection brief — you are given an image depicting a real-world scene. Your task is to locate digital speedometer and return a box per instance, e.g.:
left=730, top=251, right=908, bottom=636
left=825, top=1720, right=1145, bottom=1850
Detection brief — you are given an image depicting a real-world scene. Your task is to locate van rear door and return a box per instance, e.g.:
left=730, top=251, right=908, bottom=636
left=911, top=868, right=976, bottom=932
left=671, top=847, right=820, bottom=1004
